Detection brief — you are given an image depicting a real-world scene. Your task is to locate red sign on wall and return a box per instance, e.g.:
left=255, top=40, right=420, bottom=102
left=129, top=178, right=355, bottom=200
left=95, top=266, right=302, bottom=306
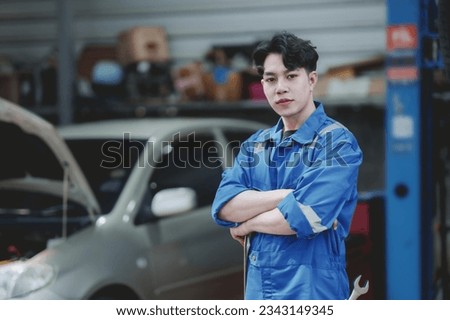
left=387, top=25, right=418, bottom=51
left=387, top=66, right=418, bottom=81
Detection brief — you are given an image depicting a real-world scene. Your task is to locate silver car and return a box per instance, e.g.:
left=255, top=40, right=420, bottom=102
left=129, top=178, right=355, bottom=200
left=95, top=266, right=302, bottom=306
left=0, top=98, right=265, bottom=299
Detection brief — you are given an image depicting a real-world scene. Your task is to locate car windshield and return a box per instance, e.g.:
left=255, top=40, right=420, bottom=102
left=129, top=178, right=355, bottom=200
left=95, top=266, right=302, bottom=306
left=65, top=138, right=146, bottom=213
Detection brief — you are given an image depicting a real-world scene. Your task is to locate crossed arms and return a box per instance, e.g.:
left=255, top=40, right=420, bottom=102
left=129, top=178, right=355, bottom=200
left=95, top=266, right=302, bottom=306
left=214, top=131, right=362, bottom=246
left=218, top=189, right=296, bottom=246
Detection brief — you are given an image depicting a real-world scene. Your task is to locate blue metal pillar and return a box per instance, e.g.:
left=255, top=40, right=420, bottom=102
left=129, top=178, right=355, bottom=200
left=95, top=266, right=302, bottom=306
left=385, top=0, right=439, bottom=299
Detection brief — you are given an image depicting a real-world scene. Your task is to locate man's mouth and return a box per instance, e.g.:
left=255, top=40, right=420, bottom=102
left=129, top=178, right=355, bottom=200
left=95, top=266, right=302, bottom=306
left=276, top=98, right=293, bottom=104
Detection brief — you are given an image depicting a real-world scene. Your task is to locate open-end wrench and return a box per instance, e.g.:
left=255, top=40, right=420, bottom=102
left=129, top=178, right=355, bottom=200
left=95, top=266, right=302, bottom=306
left=348, top=275, right=369, bottom=300
left=243, top=233, right=253, bottom=296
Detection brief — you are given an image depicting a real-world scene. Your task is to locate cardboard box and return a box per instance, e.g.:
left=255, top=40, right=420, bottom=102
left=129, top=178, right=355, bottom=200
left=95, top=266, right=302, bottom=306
left=203, top=71, right=242, bottom=102
left=117, top=26, right=170, bottom=65
left=173, top=62, right=206, bottom=101
left=313, top=74, right=330, bottom=98
left=314, top=74, right=385, bottom=98
left=314, top=56, right=386, bottom=99
left=326, top=56, right=384, bottom=79
left=368, top=76, right=385, bottom=96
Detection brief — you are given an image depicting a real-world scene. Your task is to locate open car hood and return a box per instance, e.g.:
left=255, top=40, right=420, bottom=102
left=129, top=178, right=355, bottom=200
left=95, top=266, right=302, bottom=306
left=0, top=98, right=100, bottom=216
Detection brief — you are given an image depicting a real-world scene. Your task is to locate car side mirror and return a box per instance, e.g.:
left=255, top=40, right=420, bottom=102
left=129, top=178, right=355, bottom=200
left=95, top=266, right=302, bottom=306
left=151, top=187, right=197, bottom=218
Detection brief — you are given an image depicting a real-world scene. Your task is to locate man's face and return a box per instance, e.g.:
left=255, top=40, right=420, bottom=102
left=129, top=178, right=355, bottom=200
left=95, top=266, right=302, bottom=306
left=261, top=53, right=317, bottom=126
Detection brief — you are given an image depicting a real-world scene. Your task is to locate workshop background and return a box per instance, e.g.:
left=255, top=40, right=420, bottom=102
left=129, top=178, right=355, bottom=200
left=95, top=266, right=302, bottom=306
left=0, top=0, right=386, bottom=190
left=0, top=0, right=449, bottom=300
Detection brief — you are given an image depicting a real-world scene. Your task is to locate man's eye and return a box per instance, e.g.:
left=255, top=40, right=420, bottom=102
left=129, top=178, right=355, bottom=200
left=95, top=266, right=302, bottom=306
left=264, top=77, right=275, bottom=82
left=287, top=74, right=297, bottom=79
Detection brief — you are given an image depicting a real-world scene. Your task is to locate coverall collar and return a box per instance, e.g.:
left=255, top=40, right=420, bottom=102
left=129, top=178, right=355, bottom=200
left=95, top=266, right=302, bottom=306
left=257, top=101, right=327, bottom=144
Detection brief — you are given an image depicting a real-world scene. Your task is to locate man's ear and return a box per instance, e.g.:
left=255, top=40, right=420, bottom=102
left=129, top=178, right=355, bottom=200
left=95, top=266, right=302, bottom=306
left=309, top=71, right=318, bottom=90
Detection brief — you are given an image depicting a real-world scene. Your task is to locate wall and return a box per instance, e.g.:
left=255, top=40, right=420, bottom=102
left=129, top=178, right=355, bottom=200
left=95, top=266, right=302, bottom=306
left=0, top=0, right=386, bottom=73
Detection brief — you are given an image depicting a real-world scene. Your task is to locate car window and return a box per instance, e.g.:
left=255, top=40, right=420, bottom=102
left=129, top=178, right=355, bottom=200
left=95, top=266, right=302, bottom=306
left=149, top=132, right=223, bottom=208
left=223, top=129, right=255, bottom=158
left=65, top=138, right=146, bottom=213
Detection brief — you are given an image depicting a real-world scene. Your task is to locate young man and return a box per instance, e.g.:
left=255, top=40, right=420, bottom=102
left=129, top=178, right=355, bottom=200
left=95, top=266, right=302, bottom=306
left=211, top=32, right=363, bottom=300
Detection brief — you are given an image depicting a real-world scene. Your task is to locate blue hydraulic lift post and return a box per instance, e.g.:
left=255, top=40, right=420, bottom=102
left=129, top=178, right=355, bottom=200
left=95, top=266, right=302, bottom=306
left=386, top=0, right=440, bottom=299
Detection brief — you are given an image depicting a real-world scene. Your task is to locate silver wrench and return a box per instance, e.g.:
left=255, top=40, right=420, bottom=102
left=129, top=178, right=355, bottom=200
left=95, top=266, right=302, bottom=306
left=348, top=275, right=369, bottom=300
left=243, top=233, right=252, bottom=296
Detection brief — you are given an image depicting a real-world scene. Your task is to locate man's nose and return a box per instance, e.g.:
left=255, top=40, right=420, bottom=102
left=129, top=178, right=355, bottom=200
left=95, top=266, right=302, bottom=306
left=276, top=78, right=288, bottom=94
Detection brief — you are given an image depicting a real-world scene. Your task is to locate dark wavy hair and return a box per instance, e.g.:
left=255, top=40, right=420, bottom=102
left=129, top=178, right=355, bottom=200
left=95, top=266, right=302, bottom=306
left=253, top=31, right=319, bottom=76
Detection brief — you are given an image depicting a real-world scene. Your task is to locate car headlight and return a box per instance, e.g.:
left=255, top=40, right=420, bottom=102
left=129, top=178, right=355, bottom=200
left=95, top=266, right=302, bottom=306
left=0, top=261, right=55, bottom=299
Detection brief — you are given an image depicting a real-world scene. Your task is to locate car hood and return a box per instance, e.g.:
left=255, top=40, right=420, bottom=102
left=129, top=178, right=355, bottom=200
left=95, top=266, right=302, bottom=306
left=0, top=98, right=100, bottom=216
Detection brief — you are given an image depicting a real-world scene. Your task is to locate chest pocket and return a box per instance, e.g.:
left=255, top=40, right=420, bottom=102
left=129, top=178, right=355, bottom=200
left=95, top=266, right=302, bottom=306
left=286, top=123, right=345, bottom=187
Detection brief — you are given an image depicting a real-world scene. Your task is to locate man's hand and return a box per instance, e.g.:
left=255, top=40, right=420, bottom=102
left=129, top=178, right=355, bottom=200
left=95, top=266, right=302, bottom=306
left=230, top=224, right=249, bottom=247
left=229, top=207, right=298, bottom=246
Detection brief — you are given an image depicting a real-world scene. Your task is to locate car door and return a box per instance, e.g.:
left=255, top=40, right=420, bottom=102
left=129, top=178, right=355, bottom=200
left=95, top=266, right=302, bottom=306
left=136, top=129, right=243, bottom=299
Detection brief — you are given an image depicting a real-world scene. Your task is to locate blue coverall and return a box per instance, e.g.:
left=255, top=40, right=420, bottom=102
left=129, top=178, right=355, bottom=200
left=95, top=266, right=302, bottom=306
left=211, top=102, right=363, bottom=300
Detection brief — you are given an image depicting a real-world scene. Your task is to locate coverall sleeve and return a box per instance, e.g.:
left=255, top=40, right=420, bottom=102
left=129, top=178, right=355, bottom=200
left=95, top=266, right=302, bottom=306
left=277, top=130, right=363, bottom=238
left=211, top=139, right=254, bottom=227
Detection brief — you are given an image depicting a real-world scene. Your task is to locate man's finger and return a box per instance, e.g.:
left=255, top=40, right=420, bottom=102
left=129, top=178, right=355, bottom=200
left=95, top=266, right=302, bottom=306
left=230, top=229, right=245, bottom=246
left=333, top=220, right=338, bottom=230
